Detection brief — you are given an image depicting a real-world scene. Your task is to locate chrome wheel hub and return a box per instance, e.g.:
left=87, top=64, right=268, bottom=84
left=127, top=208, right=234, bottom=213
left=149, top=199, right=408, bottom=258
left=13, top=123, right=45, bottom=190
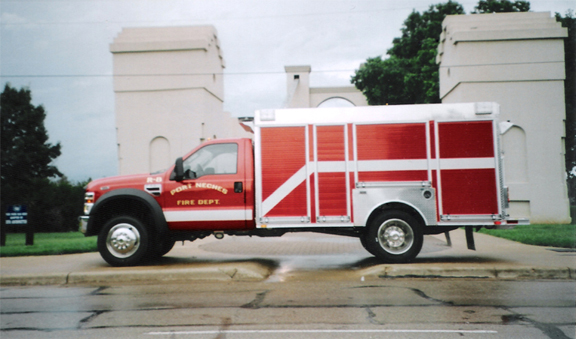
left=106, top=223, right=140, bottom=258
left=377, top=219, right=414, bottom=255
left=384, top=226, right=405, bottom=248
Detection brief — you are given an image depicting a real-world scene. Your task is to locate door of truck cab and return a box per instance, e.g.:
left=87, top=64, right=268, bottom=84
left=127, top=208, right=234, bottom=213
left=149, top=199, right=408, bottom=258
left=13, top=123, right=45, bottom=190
left=163, top=139, right=253, bottom=231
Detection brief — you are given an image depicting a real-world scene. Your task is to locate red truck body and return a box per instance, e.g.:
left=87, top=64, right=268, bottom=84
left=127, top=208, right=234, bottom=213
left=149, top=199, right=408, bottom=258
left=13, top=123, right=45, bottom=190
left=81, top=103, right=526, bottom=266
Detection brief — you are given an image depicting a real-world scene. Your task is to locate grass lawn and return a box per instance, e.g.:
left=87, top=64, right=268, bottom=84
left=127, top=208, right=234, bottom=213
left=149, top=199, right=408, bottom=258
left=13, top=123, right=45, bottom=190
left=478, top=224, right=576, bottom=249
left=0, top=232, right=97, bottom=257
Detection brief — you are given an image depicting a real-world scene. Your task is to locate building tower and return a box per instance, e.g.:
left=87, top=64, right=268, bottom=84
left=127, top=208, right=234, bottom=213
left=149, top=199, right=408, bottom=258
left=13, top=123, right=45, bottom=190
left=111, top=25, right=246, bottom=175
left=437, top=12, right=570, bottom=223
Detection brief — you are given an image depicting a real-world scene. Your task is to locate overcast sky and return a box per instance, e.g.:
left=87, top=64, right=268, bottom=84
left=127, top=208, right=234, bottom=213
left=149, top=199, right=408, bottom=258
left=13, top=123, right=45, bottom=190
left=1, top=0, right=574, bottom=183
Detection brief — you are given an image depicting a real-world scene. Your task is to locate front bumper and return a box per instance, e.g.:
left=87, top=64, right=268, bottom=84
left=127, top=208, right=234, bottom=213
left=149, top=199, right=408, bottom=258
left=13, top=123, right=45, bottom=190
left=79, top=216, right=89, bottom=234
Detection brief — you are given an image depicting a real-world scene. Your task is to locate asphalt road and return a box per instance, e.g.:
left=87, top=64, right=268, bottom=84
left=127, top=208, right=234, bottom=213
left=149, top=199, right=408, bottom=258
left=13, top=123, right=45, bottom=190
left=1, top=279, right=575, bottom=339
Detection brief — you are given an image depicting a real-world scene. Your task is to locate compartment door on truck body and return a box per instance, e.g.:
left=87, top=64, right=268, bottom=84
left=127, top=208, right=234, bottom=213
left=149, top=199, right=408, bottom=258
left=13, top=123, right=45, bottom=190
left=313, top=124, right=353, bottom=223
left=258, top=126, right=309, bottom=223
left=355, top=122, right=429, bottom=183
left=433, top=119, right=503, bottom=223
left=163, top=139, right=253, bottom=231
left=351, top=121, right=437, bottom=227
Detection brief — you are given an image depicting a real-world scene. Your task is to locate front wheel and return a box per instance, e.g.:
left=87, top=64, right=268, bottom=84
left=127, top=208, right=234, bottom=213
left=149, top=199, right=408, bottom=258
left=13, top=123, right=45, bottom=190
left=364, top=210, right=423, bottom=263
left=98, top=216, right=149, bottom=267
left=149, top=238, right=176, bottom=259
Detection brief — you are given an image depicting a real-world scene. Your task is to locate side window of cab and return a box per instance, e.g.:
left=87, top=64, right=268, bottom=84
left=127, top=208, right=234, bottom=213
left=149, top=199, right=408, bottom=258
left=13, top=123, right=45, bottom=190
left=182, top=143, right=238, bottom=179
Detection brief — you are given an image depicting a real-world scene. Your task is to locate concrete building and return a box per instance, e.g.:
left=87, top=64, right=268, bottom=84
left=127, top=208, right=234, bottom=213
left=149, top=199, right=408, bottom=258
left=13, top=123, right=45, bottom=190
left=110, top=25, right=249, bottom=175
left=437, top=12, right=570, bottom=223
left=284, top=65, right=367, bottom=108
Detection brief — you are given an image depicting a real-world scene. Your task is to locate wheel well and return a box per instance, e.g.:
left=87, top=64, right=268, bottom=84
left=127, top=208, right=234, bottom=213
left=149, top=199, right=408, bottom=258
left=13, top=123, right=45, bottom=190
left=88, top=198, right=155, bottom=236
left=365, top=202, right=426, bottom=233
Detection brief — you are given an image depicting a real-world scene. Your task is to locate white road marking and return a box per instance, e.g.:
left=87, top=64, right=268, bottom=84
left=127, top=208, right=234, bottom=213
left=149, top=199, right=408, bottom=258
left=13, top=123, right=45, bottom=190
left=147, top=329, right=498, bottom=335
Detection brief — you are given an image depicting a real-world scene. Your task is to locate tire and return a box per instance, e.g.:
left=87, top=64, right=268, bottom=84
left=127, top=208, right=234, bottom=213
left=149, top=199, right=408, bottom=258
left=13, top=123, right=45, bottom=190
left=150, top=238, right=176, bottom=259
left=98, top=216, right=149, bottom=267
left=365, top=210, right=423, bottom=263
left=359, top=234, right=379, bottom=256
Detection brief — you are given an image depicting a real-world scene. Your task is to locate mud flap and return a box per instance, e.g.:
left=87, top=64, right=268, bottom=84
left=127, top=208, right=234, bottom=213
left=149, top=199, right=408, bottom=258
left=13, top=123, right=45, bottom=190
left=465, top=227, right=476, bottom=251
left=444, top=231, right=452, bottom=247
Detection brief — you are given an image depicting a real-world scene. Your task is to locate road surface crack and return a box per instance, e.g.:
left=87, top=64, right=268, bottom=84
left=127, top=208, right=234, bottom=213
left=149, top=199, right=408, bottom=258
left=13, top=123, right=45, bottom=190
left=410, top=288, right=454, bottom=306
left=89, top=287, right=110, bottom=295
left=501, top=308, right=570, bottom=339
left=241, top=290, right=269, bottom=309
left=78, top=310, right=106, bottom=329
left=214, top=317, right=232, bottom=339
left=364, top=306, right=384, bottom=325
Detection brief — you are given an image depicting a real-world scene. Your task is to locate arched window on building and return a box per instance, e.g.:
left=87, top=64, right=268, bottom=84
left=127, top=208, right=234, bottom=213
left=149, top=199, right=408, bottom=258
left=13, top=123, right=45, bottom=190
left=502, top=126, right=528, bottom=183
left=317, top=97, right=355, bottom=108
left=150, top=137, right=170, bottom=173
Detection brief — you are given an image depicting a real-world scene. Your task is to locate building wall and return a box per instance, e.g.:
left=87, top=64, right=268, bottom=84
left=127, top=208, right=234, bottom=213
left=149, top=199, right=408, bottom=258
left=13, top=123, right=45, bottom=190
left=284, top=65, right=367, bottom=108
left=437, top=12, right=570, bottom=223
left=310, top=87, right=368, bottom=108
left=111, top=26, right=249, bottom=175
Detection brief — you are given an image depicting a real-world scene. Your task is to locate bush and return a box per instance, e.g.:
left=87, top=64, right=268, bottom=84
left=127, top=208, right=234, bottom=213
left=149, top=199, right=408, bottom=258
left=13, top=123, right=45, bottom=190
left=2, top=178, right=87, bottom=233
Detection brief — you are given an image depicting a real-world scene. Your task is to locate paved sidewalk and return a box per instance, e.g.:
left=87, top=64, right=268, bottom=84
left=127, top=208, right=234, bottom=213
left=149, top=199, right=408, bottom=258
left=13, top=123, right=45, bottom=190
left=0, top=229, right=574, bottom=286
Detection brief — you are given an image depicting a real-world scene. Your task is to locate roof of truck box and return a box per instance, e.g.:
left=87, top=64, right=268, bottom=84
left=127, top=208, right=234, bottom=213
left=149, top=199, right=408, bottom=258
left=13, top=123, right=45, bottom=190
left=254, top=102, right=499, bottom=127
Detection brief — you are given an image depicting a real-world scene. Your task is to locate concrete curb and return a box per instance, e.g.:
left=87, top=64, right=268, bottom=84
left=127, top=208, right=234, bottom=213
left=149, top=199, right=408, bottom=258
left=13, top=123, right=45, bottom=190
left=0, top=262, right=275, bottom=286
left=359, top=265, right=576, bottom=280
left=0, top=273, right=69, bottom=286
left=2, top=264, right=574, bottom=286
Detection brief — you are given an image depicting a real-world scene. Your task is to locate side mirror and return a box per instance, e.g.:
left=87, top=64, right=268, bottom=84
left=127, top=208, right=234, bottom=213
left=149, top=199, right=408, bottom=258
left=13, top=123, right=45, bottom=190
left=172, top=157, right=184, bottom=181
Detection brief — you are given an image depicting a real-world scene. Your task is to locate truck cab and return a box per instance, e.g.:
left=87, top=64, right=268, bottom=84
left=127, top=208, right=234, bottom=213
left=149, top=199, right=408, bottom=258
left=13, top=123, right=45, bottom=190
left=80, top=138, right=254, bottom=266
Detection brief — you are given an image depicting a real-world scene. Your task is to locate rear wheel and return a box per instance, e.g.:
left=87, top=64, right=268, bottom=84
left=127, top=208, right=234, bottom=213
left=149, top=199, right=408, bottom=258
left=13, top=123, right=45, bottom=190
left=365, top=210, right=423, bottom=263
left=359, top=234, right=378, bottom=256
left=98, top=216, right=149, bottom=267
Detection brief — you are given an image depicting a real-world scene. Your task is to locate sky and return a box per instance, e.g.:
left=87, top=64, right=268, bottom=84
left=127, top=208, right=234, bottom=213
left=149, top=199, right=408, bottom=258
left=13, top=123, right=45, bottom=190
left=1, top=0, right=574, bottom=183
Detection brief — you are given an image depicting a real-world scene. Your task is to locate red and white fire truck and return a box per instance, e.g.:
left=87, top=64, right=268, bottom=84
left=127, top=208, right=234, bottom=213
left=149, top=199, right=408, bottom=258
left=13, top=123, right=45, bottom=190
left=80, top=102, right=526, bottom=266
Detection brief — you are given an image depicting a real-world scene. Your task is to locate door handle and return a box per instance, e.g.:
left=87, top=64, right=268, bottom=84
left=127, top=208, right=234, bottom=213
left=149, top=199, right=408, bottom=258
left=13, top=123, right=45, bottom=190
left=234, top=182, right=243, bottom=193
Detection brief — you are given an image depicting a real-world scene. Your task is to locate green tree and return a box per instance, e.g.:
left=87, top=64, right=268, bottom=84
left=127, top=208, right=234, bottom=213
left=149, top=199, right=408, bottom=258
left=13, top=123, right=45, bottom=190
left=1, top=84, right=63, bottom=231
left=472, top=0, right=530, bottom=13
left=1, top=84, right=62, bottom=186
left=555, top=10, right=576, bottom=205
left=350, top=57, right=410, bottom=105
left=351, top=1, right=465, bottom=105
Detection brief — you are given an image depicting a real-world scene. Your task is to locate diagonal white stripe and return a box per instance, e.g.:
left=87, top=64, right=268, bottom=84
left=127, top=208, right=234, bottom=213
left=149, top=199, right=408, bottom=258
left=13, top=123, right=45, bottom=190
left=262, top=166, right=307, bottom=216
